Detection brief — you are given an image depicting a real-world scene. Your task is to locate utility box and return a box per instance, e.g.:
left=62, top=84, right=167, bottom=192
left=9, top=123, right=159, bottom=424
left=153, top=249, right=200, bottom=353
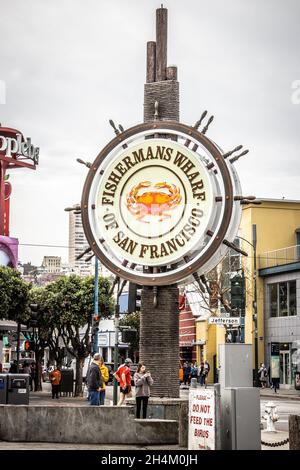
left=221, top=387, right=261, bottom=450
left=218, top=344, right=252, bottom=388
left=7, top=374, right=30, bottom=405
left=0, top=374, right=8, bottom=404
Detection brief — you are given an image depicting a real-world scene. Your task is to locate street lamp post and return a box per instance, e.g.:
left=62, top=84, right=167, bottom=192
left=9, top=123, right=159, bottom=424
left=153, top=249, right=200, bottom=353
left=16, top=319, right=21, bottom=373
left=252, top=224, right=259, bottom=387
left=92, top=257, right=99, bottom=356
left=238, top=225, right=259, bottom=387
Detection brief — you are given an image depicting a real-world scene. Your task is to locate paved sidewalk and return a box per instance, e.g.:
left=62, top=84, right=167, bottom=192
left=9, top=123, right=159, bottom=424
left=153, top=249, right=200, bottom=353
left=260, top=388, right=300, bottom=401
left=0, top=442, right=184, bottom=450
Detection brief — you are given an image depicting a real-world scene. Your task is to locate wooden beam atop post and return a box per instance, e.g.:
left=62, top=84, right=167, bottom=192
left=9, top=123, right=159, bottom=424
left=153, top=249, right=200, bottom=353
left=146, top=41, right=156, bottom=83
left=166, top=66, right=177, bottom=81
left=156, top=6, right=168, bottom=81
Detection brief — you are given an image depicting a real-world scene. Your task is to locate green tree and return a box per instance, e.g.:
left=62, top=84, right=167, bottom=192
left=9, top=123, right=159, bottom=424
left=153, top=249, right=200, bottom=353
left=0, top=266, right=31, bottom=322
left=36, top=274, right=114, bottom=396
left=27, top=287, right=56, bottom=391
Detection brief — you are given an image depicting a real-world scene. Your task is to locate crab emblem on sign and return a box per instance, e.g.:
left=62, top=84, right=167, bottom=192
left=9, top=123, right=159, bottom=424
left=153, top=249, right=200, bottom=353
left=126, top=181, right=182, bottom=222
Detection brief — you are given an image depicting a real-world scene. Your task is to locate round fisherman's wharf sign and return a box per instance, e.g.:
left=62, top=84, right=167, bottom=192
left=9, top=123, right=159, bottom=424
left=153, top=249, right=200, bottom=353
left=97, top=139, right=214, bottom=266
left=81, top=121, right=242, bottom=285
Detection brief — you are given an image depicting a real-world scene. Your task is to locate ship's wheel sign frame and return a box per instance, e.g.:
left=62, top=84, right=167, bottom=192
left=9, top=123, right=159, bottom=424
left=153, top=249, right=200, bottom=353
left=81, top=121, right=242, bottom=286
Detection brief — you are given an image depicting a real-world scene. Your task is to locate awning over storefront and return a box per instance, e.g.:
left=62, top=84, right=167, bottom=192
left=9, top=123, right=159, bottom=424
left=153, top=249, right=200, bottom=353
left=0, top=320, right=27, bottom=331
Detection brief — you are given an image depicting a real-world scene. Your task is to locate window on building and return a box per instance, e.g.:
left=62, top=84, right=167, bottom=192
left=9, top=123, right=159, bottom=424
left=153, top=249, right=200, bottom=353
left=289, top=281, right=297, bottom=316
left=296, top=230, right=300, bottom=260
left=270, top=284, right=277, bottom=317
left=279, top=282, right=288, bottom=317
left=269, top=280, right=297, bottom=317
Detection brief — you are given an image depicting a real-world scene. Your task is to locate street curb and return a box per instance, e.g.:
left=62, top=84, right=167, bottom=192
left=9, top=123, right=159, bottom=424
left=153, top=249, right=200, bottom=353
left=260, top=394, right=300, bottom=401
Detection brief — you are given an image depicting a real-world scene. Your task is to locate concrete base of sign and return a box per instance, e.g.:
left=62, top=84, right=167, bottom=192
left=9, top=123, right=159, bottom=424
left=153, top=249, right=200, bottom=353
left=127, top=397, right=189, bottom=447
left=0, top=405, right=178, bottom=445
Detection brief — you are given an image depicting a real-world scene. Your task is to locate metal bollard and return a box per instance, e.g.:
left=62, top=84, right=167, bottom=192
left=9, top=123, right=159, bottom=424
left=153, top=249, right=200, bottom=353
left=190, top=378, right=197, bottom=388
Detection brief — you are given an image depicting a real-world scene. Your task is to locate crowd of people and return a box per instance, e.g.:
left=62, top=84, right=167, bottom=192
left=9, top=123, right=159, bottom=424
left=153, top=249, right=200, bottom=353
left=180, top=360, right=210, bottom=387
left=86, top=353, right=154, bottom=419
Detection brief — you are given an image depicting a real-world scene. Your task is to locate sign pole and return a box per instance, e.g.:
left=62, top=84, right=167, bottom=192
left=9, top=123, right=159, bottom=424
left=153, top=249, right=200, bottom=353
left=252, top=224, right=259, bottom=387
left=113, top=278, right=120, bottom=405
left=0, top=161, right=7, bottom=235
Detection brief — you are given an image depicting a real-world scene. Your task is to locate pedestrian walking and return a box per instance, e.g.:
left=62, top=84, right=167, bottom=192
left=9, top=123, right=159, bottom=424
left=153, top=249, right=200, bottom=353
left=134, top=363, right=154, bottom=419
left=49, top=366, right=62, bottom=399
left=114, top=358, right=132, bottom=406
left=258, top=363, right=268, bottom=388
left=267, top=365, right=271, bottom=388
left=203, top=360, right=210, bottom=388
left=31, top=363, right=36, bottom=391
left=22, top=362, right=33, bottom=391
left=179, top=364, right=183, bottom=384
left=87, top=353, right=103, bottom=406
left=198, top=362, right=205, bottom=386
left=99, top=357, right=109, bottom=405
left=9, top=360, right=18, bottom=373
left=183, top=361, right=191, bottom=386
left=191, top=363, right=198, bottom=380
left=272, top=377, right=280, bottom=393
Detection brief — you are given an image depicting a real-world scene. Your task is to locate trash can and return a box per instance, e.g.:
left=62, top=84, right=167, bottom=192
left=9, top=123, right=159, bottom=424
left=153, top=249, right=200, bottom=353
left=7, top=374, right=30, bottom=405
left=0, top=374, right=8, bottom=404
left=60, top=369, right=74, bottom=396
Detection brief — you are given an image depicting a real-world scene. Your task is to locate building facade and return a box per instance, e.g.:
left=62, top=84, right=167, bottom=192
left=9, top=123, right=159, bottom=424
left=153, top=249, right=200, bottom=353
left=194, top=199, right=300, bottom=388
left=69, top=208, right=93, bottom=277
left=241, top=199, right=300, bottom=389
left=41, top=256, right=61, bottom=273
left=179, top=293, right=197, bottom=364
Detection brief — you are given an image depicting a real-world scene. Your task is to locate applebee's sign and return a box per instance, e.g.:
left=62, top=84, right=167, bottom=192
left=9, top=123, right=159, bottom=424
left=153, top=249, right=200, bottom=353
left=81, top=121, right=242, bottom=286
left=0, top=132, right=39, bottom=165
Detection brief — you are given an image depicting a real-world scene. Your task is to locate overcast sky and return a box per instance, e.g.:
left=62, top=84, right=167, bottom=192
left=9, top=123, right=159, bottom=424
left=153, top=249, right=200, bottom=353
left=1, top=0, right=300, bottom=265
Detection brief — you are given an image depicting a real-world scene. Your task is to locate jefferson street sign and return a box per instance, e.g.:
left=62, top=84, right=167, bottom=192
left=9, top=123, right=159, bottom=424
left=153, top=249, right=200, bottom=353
left=208, top=317, right=241, bottom=326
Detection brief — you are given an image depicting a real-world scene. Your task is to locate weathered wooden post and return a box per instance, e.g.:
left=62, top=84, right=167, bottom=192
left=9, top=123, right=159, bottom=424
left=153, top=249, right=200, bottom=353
left=289, top=415, right=300, bottom=450
left=140, top=6, right=180, bottom=398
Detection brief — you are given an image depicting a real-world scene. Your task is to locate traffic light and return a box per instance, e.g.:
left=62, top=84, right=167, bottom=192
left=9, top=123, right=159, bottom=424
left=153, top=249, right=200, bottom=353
left=230, top=275, right=245, bottom=312
left=24, top=340, right=35, bottom=352
left=29, top=304, right=39, bottom=327
left=128, top=283, right=141, bottom=313
left=121, top=328, right=137, bottom=344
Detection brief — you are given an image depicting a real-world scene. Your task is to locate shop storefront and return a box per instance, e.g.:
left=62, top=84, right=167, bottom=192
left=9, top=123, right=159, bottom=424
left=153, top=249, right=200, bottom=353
left=264, top=272, right=300, bottom=389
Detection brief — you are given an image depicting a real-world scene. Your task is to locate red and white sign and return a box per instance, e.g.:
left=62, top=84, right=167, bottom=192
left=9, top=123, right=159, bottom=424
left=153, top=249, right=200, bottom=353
left=188, top=388, right=215, bottom=450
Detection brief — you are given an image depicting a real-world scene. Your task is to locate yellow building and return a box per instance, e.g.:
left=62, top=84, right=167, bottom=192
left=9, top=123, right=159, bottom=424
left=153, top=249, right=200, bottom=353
left=195, top=199, right=300, bottom=388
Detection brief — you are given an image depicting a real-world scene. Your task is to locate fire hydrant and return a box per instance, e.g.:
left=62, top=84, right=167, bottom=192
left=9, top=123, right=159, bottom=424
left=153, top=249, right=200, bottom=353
left=262, top=401, right=279, bottom=432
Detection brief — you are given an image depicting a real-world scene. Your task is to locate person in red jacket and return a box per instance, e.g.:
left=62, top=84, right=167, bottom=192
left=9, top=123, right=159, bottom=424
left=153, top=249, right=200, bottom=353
left=49, top=366, right=62, bottom=399
left=114, top=358, right=132, bottom=406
